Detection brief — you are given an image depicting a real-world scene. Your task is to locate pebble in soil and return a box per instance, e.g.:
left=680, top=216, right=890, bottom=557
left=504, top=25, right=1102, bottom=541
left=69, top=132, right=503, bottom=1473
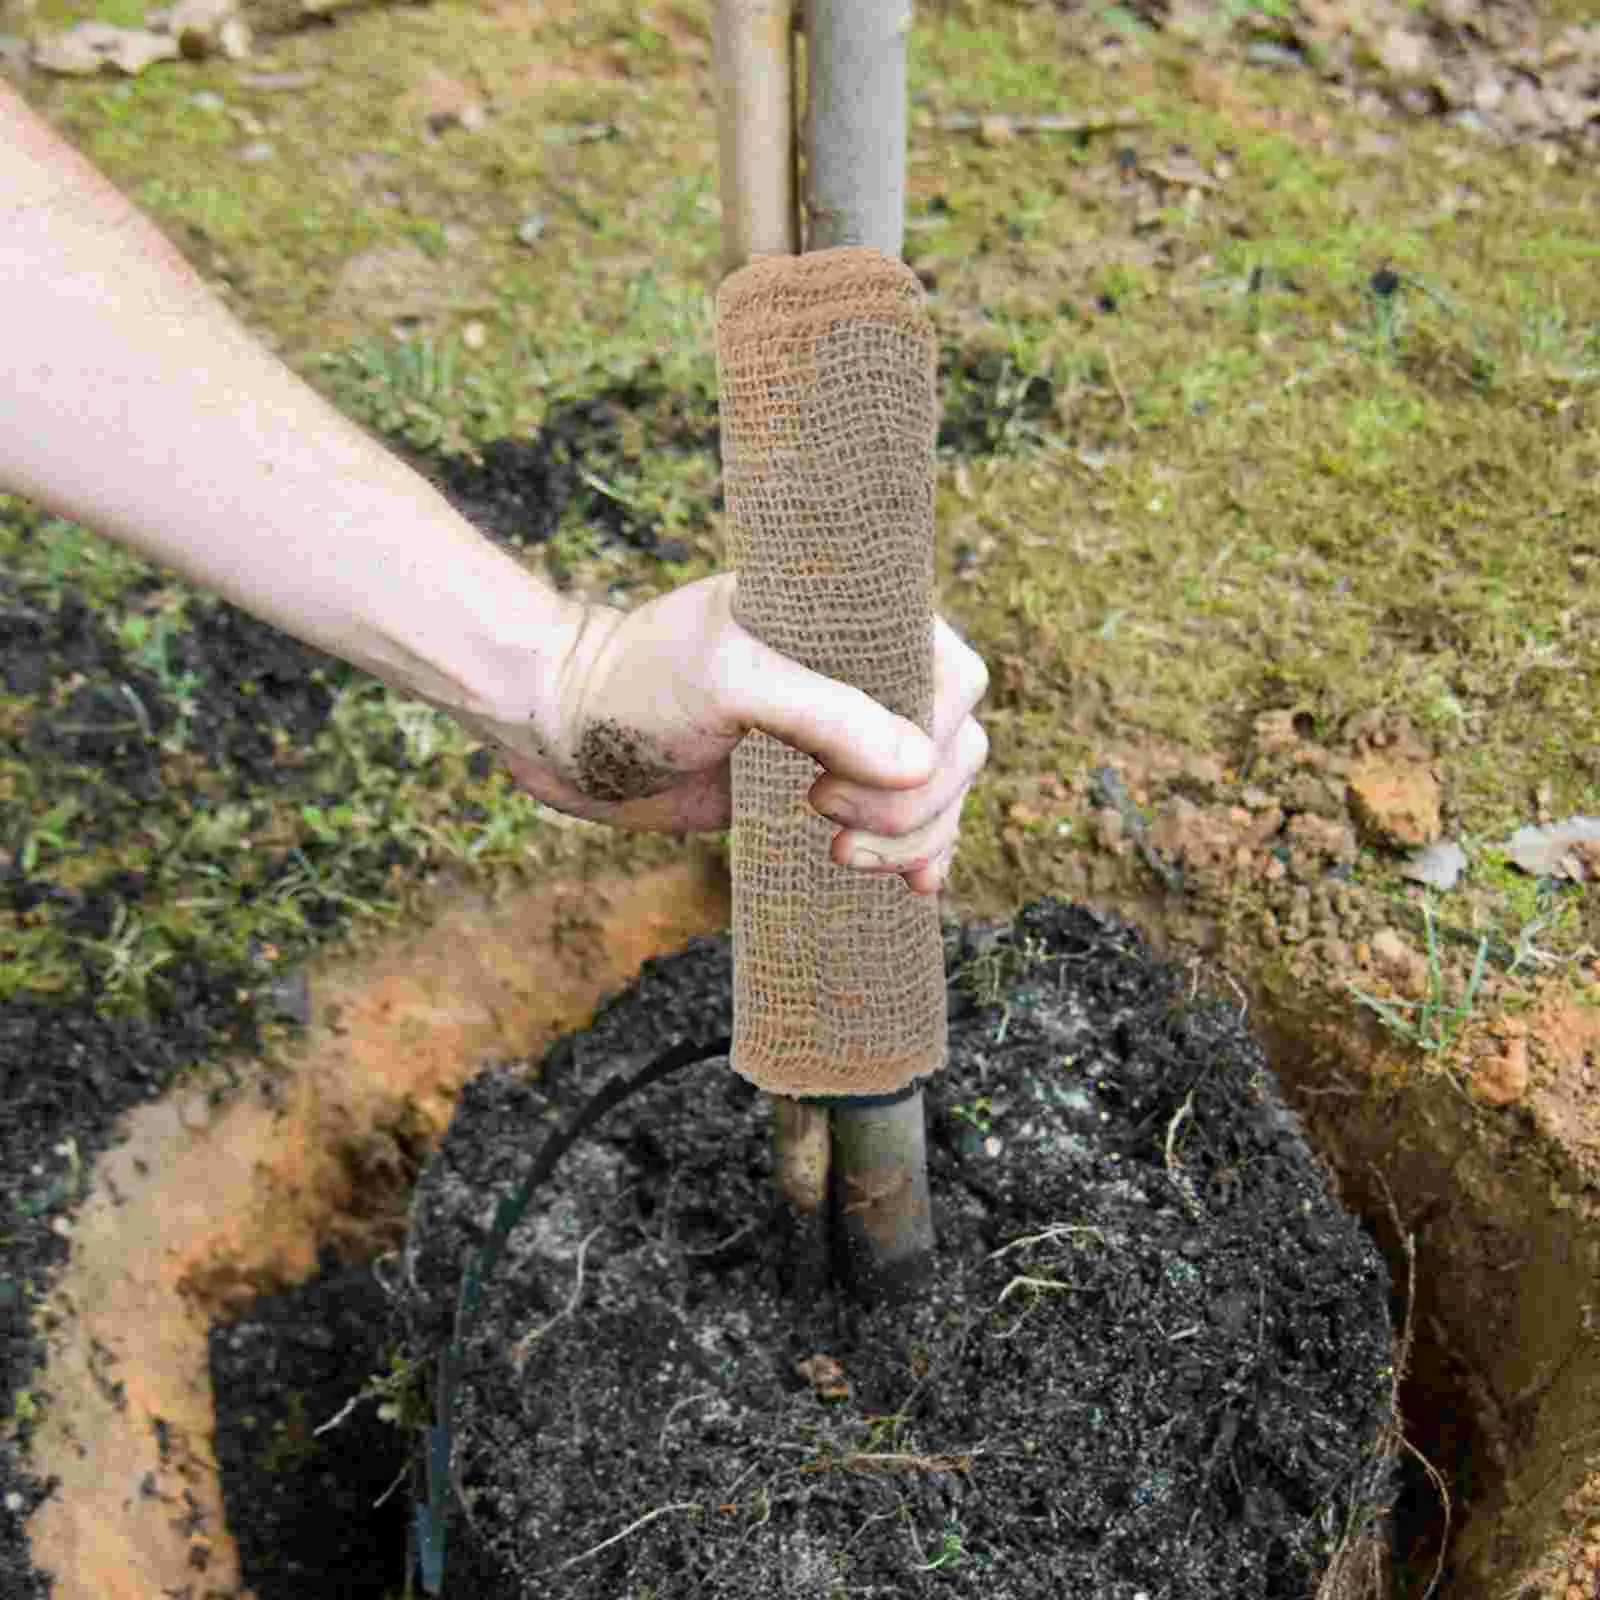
left=381, top=900, right=1395, bottom=1600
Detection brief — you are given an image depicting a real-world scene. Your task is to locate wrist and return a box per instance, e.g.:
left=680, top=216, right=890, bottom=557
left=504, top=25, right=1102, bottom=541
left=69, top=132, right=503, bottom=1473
left=521, top=598, right=623, bottom=765
left=429, top=561, right=593, bottom=763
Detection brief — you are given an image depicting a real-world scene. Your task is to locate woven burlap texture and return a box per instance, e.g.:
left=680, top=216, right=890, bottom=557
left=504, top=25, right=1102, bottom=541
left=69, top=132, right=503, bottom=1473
left=716, top=247, right=947, bottom=1098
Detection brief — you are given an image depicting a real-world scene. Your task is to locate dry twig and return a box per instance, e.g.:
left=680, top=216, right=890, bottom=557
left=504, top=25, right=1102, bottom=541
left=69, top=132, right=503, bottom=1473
left=511, top=1223, right=604, bottom=1374
left=938, top=109, right=1143, bottom=137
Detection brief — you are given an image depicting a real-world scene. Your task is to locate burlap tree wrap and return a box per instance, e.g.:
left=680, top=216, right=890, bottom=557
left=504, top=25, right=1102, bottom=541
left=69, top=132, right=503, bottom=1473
left=715, top=247, right=948, bottom=1098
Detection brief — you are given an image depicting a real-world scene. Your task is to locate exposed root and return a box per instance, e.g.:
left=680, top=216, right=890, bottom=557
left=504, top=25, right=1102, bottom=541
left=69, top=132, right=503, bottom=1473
left=800, top=1450, right=978, bottom=1478
left=511, top=1223, right=604, bottom=1375
left=537, top=1502, right=705, bottom=1576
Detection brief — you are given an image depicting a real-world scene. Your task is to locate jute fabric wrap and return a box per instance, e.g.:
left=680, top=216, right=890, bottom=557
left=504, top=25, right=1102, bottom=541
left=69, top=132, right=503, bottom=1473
left=716, top=247, right=948, bottom=1098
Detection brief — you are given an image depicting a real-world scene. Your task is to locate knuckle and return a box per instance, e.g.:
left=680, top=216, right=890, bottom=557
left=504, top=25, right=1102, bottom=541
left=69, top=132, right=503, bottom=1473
left=859, top=786, right=922, bottom=840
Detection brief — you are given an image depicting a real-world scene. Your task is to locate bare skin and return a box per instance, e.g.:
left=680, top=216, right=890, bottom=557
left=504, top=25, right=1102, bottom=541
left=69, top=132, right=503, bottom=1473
left=0, top=85, right=987, bottom=894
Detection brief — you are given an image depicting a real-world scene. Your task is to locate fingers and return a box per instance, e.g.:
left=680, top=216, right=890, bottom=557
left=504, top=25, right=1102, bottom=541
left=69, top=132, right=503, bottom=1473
left=810, top=617, right=989, bottom=838
left=710, top=595, right=988, bottom=896
left=929, top=615, right=990, bottom=747
left=813, top=713, right=987, bottom=838
left=829, top=773, right=973, bottom=891
left=903, top=844, right=958, bottom=897
left=715, top=626, right=934, bottom=790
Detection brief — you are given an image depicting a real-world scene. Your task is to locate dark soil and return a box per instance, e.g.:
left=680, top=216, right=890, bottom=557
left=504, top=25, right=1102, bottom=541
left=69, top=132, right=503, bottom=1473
left=0, top=978, right=264, bottom=1600
left=935, top=343, right=1062, bottom=458
left=0, top=1474, right=51, bottom=1600
left=411, top=340, right=1062, bottom=573
left=418, top=386, right=720, bottom=562
left=208, top=1262, right=410, bottom=1598
left=0, top=531, right=367, bottom=1596
left=393, top=901, right=1395, bottom=1599
left=2, top=583, right=345, bottom=840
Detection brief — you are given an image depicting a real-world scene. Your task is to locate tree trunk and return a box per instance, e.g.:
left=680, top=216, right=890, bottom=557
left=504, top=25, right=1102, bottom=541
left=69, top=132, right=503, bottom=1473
left=715, top=0, right=935, bottom=1303
left=803, top=0, right=911, bottom=254
left=804, top=0, right=936, bottom=1300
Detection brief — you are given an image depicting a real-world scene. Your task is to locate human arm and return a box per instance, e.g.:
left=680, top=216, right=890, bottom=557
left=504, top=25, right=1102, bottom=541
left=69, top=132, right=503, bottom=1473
left=0, top=84, right=986, bottom=892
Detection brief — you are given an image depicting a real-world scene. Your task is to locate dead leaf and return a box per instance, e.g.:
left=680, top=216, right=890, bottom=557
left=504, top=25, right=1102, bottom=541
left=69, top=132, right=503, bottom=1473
left=1502, top=817, right=1600, bottom=880
left=1376, top=26, right=1433, bottom=84
left=33, top=21, right=180, bottom=77
left=1397, top=839, right=1467, bottom=891
left=169, top=0, right=250, bottom=60
left=978, top=113, right=1013, bottom=148
left=1141, top=153, right=1223, bottom=191
left=794, top=1353, right=850, bottom=1402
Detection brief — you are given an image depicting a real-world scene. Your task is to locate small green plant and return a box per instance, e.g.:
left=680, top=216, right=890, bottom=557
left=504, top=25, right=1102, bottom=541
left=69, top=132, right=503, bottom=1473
left=950, top=1096, right=994, bottom=1136
left=322, top=335, right=496, bottom=453
left=300, top=801, right=362, bottom=845
left=916, top=1519, right=968, bottom=1572
left=959, top=938, right=1028, bottom=1010
left=5, top=1387, right=41, bottom=1440
left=79, top=905, right=176, bottom=1001
left=1347, top=896, right=1489, bottom=1058
left=258, top=1390, right=319, bottom=1474
left=316, top=1350, right=432, bottom=1439
left=116, top=611, right=202, bottom=750
left=18, top=798, right=81, bottom=876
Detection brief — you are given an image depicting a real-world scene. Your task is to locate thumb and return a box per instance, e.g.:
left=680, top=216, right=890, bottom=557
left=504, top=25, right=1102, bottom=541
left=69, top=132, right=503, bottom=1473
left=718, top=626, right=934, bottom=790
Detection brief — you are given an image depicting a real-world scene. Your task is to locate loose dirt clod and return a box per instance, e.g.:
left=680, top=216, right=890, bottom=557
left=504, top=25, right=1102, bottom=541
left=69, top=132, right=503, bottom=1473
left=573, top=718, right=677, bottom=804
left=1469, top=1024, right=1529, bottom=1107
left=1347, top=758, right=1443, bottom=851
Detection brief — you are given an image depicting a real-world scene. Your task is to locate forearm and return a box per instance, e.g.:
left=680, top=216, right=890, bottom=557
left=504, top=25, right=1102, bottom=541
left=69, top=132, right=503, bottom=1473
left=0, top=84, right=580, bottom=734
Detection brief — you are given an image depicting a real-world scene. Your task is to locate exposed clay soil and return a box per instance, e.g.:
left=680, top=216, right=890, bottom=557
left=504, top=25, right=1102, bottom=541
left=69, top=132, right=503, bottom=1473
left=13, top=859, right=729, bottom=1600
left=373, top=901, right=1394, bottom=1599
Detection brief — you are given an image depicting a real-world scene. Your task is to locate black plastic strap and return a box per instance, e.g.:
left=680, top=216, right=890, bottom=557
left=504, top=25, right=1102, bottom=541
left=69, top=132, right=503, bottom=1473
left=790, top=1078, right=925, bottom=1109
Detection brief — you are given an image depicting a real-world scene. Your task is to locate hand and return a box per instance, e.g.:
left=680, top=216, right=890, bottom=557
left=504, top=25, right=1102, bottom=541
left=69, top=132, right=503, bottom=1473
left=475, top=574, right=988, bottom=896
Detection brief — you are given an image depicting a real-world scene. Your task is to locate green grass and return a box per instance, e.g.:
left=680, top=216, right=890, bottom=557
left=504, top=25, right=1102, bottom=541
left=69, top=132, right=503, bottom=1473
left=1348, top=896, right=1491, bottom=1062
left=0, top=492, right=570, bottom=1009
left=5, top=0, right=1596, bottom=1014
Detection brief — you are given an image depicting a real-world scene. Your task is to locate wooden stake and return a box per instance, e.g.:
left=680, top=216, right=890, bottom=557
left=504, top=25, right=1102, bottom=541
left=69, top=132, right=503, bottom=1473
left=713, top=1, right=830, bottom=1263
left=712, top=0, right=798, bottom=270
